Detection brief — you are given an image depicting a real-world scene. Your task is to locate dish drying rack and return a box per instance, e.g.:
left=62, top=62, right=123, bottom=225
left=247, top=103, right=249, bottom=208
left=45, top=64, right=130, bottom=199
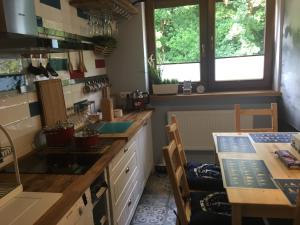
left=0, top=125, right=22, bottom=207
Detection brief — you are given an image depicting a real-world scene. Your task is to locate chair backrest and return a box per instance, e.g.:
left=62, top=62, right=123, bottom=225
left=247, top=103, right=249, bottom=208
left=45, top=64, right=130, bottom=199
left=165, top=115, right=188, bottom=167
left=234, top=103, right=278, bottom=132
left=294, top=192, right=300, bottom=225
left=163, top=140, right=191, bottom=225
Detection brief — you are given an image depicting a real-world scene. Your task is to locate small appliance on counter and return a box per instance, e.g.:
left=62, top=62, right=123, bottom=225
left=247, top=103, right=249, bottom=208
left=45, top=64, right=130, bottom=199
left=126, top=90, right=150, bottom=111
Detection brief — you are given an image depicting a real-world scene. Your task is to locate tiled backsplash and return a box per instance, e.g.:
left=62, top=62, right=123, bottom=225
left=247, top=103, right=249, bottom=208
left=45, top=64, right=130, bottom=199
left=0, top=50, right=106, bottom=168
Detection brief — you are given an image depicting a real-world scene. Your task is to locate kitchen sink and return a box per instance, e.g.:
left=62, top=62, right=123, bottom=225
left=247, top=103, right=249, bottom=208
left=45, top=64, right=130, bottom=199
left=89, top=121, right=133, bottom=134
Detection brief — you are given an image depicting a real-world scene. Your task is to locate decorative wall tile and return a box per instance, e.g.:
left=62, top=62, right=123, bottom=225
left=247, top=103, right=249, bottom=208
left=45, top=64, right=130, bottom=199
left=95, top=59, right=106, bottom=68
left=29, top=102, right=41, bottom=117
left=77, top=9, right=88, bottom=20
left=0, top=75, right=25, bottom=92
left=0, top=58, right=22, bottom=75
left=40, top=0, right=61, bottom=9
left=49, top=58, right=68, bottom=71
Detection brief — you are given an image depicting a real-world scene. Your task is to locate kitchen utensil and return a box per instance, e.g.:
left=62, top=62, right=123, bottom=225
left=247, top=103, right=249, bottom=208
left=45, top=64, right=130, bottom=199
left=101, top=87, right=114, bottom=121
left=44, top=122, right=74, bottom=147
left=79, top=50, right=87, bottom=73
left=74, top=129, right=98, bottom=149
left=83, top=82, right=91, bottom=94
left=39, top=54, right=49, bottom=77
left=46, top=53, right=58, bottom=77
left=67, top=51, right=74, bottom=73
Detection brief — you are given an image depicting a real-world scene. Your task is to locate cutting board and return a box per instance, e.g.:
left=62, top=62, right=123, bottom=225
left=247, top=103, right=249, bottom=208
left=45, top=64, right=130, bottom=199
left=36, top=79, right=67, bottom=127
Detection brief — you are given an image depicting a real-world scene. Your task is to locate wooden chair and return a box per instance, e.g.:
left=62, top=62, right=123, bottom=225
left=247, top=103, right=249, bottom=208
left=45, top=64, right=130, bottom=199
left=165, top=115, right=224, bottom=191
left=166, top=115, right=187, bottom=167
left=163, top=140, right=264, bottom=225
left=234, top=103, right=278, bottom=132
left=163, top=140, right=191, bottom=225
left=294, top=193, right=300, bottom=225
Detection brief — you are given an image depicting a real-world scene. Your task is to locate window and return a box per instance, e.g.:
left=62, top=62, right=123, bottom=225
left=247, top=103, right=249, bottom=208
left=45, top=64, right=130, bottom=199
left=146, top=0, right=275, bottom=91
left=155, top=5, right=200, bottom=82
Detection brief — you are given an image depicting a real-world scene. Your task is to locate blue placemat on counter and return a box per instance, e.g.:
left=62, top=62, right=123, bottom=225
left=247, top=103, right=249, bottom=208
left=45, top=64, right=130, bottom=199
left=250, top=133, right=297, bottom=143
left=98, top=121, right=133, bottom=134
left=217, top=136, right=256, bottom=153
left=275, top=179, right=300, bottom=205
left=222, top=159, right=277, bottom=189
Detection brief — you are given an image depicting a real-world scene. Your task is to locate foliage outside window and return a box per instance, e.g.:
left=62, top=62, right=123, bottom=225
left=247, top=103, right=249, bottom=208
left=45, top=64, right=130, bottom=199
left=149, top=0, right=274, bottom=91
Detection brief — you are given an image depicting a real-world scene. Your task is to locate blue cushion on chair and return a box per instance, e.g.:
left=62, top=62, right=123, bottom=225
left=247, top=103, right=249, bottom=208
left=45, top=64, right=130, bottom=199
left=186, top=162, right=224, bottom=191
left=189, top=192, right=265, bottom=225
left=267, top=218, right=293, bottom=225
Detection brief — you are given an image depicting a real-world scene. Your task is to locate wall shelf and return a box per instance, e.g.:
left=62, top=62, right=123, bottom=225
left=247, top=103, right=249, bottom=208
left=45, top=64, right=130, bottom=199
left=69, top=0, right=138, bottom=19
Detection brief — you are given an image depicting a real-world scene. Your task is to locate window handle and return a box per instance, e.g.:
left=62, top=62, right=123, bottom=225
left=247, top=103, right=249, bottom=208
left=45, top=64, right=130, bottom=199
left=201, top=44, right=206, bottom=58
left=211, top=36, right=214, bottom=51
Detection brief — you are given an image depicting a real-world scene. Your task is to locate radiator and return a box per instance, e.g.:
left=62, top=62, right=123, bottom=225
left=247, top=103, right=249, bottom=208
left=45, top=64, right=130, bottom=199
left=167, top=110, right=253, bottom=151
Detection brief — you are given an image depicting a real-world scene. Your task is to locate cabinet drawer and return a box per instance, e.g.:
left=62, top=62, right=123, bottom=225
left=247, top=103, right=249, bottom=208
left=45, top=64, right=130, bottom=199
left=114, top=168, right=138, bottom=219
left=111, top=152, right=137, bottom=204
left=116, top=180, right=139, bottom=225
left=109, top=139, right=137, bottom=179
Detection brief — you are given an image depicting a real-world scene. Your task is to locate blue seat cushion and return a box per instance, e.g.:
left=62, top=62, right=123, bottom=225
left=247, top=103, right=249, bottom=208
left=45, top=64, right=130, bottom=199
left=189, top=192, right=265, bottom=225
left=267, top=218, right=293, bottom=225
left=186, top=162, right=224, bottom=191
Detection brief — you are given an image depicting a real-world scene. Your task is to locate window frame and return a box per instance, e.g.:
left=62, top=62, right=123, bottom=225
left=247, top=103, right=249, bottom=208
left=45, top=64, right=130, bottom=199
left=145, top=0, right=276, bottom=92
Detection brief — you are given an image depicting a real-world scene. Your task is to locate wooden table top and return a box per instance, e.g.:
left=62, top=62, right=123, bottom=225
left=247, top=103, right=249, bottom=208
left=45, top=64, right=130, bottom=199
left=213, top=132, right=300, bottom=207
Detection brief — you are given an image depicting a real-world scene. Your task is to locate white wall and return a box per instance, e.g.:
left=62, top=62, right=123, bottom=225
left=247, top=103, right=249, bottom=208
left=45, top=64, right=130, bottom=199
left=106, top=3, right=149, bottom=95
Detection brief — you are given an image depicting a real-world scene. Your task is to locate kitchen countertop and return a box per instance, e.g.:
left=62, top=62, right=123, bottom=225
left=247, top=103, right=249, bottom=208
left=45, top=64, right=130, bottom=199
left=0, top=110, right=153, bottom=225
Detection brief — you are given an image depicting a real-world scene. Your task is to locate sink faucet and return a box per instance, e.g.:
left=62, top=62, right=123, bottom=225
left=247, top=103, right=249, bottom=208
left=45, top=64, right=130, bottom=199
left=0, top=125, right=21, bottom=185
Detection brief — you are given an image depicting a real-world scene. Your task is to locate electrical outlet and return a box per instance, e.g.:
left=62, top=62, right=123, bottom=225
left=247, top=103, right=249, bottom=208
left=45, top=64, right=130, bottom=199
left=119, top=91, right=131, bottom=99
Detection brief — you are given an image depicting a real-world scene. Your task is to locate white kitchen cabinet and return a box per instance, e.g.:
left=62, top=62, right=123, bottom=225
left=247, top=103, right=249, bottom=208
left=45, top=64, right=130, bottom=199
left=108, top=117, right=154, bottom=225
left=57, top=189, right=93, bottom=225
left=136, top=118, right=154, bottom=192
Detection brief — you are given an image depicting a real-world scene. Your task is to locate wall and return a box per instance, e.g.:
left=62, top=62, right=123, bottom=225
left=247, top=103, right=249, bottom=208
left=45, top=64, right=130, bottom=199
left=106, top=3, right=149, bottom=95
left=150, top=95, right=280, bottom=165
left=280, top=0, right=300, bottom=131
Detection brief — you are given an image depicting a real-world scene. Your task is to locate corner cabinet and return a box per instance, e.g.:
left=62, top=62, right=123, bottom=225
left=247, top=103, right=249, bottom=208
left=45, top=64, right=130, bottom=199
left=107, top=118, right=154, bottom=225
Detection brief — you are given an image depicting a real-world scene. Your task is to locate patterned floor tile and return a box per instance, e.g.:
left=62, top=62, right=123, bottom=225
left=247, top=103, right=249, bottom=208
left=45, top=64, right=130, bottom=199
left=130, top=173, right=177, bottom=225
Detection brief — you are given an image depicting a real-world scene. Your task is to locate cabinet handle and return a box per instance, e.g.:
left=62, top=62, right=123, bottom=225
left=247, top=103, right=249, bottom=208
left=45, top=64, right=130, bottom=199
left=127, top=199, right=132, bottom=207
left=125, top=167, right=130, bottom=174
left=100, top=215, right=107, bottom=225
left=124, top=148, right=128, bottom=153
left=96, top=186, right=107, bottom=199
left=78, top=206, right=83, bottom=216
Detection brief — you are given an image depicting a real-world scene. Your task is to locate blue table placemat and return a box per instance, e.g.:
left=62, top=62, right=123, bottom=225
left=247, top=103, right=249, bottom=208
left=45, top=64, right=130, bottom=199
left=222, top=159, right=277, bottom=189
left=275, top=179, right=300, bottom=205
left=250, top=133, right=297, bottom=143
left=217, top=136, right=256, bottom=153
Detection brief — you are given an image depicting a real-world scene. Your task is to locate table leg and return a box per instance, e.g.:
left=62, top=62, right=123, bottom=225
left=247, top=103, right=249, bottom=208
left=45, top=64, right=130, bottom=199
left=232, top=205, right=242, bottom=225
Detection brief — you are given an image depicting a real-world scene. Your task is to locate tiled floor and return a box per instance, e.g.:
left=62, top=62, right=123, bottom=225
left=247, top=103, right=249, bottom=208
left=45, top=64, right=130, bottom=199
left=130, top=173, right=177, bottom=225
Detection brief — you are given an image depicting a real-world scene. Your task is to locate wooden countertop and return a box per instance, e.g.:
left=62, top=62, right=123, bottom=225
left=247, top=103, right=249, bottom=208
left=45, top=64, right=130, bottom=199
left=0, top=110, right=153, bottom=225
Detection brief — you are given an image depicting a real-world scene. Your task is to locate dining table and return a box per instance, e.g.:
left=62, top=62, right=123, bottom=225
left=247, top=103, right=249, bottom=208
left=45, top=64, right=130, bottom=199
left=213, top=132, right=300, bottom=225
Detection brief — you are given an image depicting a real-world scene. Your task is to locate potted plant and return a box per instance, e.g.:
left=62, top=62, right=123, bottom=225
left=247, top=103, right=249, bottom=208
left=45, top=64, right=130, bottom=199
left=148, top=54, right=178, bottom=95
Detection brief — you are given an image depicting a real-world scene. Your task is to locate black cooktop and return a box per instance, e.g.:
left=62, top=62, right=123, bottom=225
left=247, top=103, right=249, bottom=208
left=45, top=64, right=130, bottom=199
left=2, top=152, right=101, bottom=175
